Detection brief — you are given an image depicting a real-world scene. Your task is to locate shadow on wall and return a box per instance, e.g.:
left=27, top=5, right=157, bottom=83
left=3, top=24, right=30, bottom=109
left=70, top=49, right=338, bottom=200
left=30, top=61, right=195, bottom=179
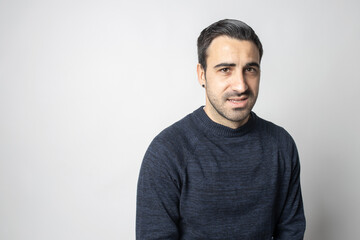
left=304, top=148, right=350, bottom=240
left=310, top=201, right=335, bottom=239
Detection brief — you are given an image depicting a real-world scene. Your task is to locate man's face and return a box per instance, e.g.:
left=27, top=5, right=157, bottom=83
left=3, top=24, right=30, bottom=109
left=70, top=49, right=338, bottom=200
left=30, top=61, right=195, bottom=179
left=197, top=36, right=261, bottom=129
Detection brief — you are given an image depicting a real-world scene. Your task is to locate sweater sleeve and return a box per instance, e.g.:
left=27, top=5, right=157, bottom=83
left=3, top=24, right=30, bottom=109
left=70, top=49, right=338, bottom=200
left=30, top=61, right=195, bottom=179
left=136, top=136, right=181, bottom=240
left=273, top=139, right=306, bottom=240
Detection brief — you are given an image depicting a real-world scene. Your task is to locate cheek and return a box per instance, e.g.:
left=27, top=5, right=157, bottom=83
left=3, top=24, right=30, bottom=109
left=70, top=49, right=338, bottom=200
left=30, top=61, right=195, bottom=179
left=249, top=79, right=260, bottom=92
left=206, top=76, right=229, bottom=92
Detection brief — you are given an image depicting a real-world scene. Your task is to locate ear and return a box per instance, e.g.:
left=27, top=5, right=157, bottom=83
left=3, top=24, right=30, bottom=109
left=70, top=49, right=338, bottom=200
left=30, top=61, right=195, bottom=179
left=197, top=63, right=206, bottom=87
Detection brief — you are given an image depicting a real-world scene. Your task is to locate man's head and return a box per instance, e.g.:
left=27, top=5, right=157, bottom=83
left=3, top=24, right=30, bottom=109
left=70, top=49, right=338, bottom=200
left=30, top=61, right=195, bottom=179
left=196, top=19, right=263, bottom=129
left=197, top=19, right=263, bottom=72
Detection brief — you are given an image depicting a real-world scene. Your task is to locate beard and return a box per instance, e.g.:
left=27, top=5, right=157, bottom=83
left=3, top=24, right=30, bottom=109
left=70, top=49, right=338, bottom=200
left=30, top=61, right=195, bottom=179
left=206, top=88, right=258, bottom=124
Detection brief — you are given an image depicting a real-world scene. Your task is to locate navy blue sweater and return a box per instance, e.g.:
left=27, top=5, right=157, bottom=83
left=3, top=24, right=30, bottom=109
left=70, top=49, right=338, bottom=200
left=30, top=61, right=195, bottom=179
left=136, top=107, right=305, bottom=239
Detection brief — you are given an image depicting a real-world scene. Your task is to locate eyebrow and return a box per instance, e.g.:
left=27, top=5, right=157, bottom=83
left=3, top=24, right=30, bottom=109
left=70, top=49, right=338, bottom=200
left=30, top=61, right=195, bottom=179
left=213, top=63, right=236, bottom=69
left=245, top=62, right=260, bottom=69
left=213, top=62, right=260, bottom=69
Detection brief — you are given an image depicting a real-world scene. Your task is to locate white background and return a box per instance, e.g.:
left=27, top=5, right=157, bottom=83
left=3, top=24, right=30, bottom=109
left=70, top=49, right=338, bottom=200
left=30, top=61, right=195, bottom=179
left=1, top=0, right=359, bottom=239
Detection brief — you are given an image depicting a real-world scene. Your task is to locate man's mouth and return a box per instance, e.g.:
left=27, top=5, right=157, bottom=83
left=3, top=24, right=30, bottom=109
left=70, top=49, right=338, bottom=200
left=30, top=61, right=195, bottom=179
left=227, top=96, right=249, bottom=107
left=228, top=97, right=248, bottom=102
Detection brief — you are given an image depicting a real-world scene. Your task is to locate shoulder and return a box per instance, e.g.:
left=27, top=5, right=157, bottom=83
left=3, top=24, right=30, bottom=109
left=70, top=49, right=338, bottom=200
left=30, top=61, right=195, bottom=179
left=143, top=110, right=200, bottom=170
left=253, top=114, right=300, bottom=171
left=253, top=114, right=298, bottom=161
left=255, top=114, right=295, bottom=145
left=154, top=111, right=198, bottom=148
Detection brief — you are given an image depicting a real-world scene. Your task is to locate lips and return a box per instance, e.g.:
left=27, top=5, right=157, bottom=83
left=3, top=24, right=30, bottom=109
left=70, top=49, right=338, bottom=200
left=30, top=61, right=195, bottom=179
left=227, top=96, right=248, bottom=107
left=228, top=96, right=248, bottom=102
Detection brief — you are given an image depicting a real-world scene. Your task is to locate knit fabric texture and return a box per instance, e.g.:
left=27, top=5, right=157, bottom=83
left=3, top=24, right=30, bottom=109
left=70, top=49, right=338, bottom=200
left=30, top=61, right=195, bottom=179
left=136, top=107, right=305, bottom=239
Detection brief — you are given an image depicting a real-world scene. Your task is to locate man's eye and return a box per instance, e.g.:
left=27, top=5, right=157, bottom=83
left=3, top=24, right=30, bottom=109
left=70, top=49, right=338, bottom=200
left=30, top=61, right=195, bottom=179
left=220, top=68, right=230, bottom=73
left=245, top=67, right=256, bottom=73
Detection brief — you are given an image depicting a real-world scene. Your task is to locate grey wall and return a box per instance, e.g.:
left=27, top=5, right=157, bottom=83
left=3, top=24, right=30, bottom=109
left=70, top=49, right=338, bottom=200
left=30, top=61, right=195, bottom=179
left=1, top=0, right=359, bottom=239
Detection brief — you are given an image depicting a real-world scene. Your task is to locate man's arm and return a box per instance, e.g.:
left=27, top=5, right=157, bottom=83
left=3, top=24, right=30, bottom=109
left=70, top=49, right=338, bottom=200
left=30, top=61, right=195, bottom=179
left=136, top=137, right=181, bottom=240
left=273, top=141, right=306, bottom=239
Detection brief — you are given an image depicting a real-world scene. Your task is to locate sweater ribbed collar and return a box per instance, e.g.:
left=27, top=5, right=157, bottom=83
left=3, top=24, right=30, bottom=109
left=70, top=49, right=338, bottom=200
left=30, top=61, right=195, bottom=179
left=192, top=106, right=257, bottom=138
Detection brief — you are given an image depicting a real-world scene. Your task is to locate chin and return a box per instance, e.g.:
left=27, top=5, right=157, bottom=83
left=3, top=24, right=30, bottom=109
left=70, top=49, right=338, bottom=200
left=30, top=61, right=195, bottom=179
left=226, top=111, right=251, bottom=123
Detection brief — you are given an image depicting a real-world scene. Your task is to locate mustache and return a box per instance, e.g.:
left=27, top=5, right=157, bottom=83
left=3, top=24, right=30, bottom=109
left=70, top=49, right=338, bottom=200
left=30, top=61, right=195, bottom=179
left=223, top=89, right=253, bottom=99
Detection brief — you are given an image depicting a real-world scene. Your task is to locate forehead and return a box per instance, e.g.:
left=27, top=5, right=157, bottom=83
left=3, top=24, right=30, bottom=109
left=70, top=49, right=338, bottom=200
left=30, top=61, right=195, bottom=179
left=206, top=36, right=260, bottom=64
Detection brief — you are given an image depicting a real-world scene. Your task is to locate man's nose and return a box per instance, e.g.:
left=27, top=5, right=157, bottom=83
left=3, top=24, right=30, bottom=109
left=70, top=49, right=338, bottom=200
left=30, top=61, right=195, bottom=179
left=231, top=72, right=248, bottom=93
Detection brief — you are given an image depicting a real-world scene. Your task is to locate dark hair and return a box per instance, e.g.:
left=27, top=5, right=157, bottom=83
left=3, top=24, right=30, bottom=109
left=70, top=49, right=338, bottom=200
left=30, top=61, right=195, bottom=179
left=197, top=19, right=263, bottom=71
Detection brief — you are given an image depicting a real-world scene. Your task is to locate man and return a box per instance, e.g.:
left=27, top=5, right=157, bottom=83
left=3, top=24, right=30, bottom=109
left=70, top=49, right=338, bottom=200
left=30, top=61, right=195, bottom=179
left=136, top=19, right=305, bottom=239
